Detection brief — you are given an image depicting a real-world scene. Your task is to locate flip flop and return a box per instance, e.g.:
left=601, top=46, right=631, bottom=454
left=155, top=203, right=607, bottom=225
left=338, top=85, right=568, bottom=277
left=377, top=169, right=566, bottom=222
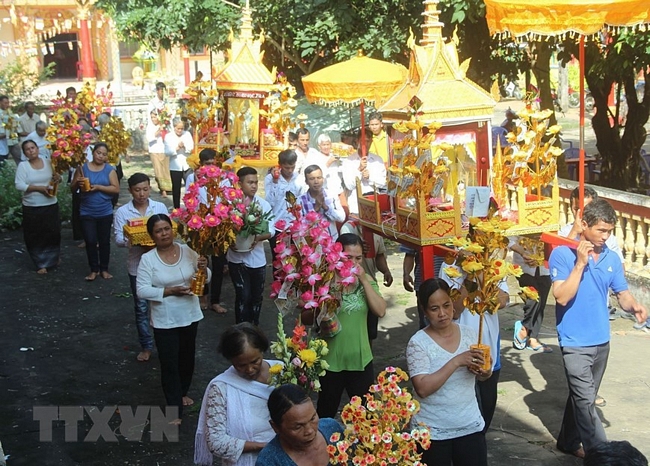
left=595, top=395, right=607, bottom=407
left=513, top=321, right=528, bottom=350
left=526, top=343, right=553, bottom=353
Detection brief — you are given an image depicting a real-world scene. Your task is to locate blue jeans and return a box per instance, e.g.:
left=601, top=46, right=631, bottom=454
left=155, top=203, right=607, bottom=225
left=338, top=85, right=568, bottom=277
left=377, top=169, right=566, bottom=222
left=80, top=214, right=113, bottom=273
left=228, top=262, right=265, bottom=325
left=129, top=274, right=153, bottom=351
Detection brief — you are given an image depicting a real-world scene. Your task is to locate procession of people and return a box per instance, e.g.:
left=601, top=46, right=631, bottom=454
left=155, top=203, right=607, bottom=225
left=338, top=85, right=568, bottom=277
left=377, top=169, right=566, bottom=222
left=4, top=71, right=649, bottom=466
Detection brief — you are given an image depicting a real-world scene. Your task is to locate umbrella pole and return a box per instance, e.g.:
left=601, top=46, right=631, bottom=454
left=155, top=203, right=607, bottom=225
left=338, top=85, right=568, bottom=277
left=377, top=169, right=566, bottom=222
left=579, top=35, right=585, bottom=212
left=360, top=101, right=366, bottom=157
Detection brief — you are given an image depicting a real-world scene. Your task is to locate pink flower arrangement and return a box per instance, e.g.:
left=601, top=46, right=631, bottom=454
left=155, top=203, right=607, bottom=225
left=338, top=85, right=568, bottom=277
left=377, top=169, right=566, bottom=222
left=271, top=207, right=358, bottom=316
left=171, top=165, right=243, bottom=256
left=46, top=93, right=93, bottom=174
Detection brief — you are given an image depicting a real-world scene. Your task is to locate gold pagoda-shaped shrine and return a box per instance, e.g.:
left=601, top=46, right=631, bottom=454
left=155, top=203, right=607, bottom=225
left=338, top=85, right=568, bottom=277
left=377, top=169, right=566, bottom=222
left=379, top=0, right=496, bottom=186
left=213, top=0, right=276, bottom=157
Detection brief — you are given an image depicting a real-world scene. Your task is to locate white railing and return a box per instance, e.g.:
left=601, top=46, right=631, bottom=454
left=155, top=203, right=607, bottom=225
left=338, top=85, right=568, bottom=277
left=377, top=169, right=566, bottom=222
left=558, top=181, right=650, bottom=276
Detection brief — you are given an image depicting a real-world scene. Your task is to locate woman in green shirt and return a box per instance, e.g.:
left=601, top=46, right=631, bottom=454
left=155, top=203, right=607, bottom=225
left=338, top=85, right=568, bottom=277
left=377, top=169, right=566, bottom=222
left=304, top=233, right=386, bottom=418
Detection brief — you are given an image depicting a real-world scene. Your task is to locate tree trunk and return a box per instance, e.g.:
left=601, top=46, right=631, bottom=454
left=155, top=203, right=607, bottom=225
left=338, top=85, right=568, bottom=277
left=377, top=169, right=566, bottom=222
left=586, top=60, right=649, bottom=190
left=530, top=42, right=557, bottom=126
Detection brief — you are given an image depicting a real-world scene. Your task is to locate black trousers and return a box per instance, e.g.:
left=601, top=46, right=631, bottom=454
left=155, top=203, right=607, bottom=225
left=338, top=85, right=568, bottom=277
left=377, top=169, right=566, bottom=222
left=153, top=321, right=199, bottom=419
left=170, top=170, right=184, bottom=209
left=476, top=369, right=500, bottom=433
left=80, top=214, right=113, bottom=273
left=421, top=431, right=488, bottom=466
left=316, top=362, right=374, bottom=419
left=209, top=254, right=227, bottom=304
left=517, top=270, right=552, bottom=340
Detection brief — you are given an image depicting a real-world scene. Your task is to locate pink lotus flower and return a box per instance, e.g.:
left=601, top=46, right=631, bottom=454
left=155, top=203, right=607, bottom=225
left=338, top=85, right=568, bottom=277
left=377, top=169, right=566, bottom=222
left=305, top=211, right=320, bottom=222
left=204, top=214, right=220, bottom=227
left=275, top=219, right=287, bottom=230
left=213, top=203, right=230, bottom=218
left=223, top=188, right=239, bottom=201
left=183, top=196, right=200, bottom=213
left=307, top=273, right=322, bottom=286
left=187, top=215, right=203, bottom=229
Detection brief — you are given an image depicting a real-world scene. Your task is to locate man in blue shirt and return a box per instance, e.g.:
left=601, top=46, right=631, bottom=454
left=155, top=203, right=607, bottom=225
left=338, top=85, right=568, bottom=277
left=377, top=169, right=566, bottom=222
left=550, top=199, right=647, bottom=458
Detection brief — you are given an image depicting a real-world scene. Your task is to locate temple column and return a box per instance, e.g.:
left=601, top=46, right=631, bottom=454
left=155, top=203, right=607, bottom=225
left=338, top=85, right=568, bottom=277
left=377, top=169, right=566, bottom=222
left=76, top=0, right=96, bottom=85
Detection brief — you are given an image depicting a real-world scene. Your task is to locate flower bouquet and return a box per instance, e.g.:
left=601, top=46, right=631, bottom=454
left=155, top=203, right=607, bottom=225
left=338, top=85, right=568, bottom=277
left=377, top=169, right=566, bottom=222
left=75, top=82, right=113, bottom=125
left=230, top=195, right=274, bottom=252
left=1, top=110, right=19, bottom=145
left=268, top=313, right=329, bottom=393
left=46, top=92, right=94, bottom=194
left=493, top=108, right=562, bottom=208
left=170, top=165, right=242, bottom=292
left=328, top=366, right=430, bottom=465
left=98, top=115, right=132, bottom=165
left=444, top=211, right=536, bottom=370
left=259, top=73, right=298, bottom=146
left=270, top=201, right=358, bottom=333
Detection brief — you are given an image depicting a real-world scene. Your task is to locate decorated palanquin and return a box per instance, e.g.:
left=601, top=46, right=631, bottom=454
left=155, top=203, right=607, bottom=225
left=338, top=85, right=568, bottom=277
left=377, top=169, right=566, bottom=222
left=356, top=0, right=495, bottom=246
left=213, top=1, right=276, bottom=163
left=492, top=107, right=562, bottom=236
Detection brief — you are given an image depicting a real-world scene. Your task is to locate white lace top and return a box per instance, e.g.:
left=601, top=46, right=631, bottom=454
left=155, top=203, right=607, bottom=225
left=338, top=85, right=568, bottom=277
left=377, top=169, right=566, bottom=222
left=406, top=324, right=485, bottom=440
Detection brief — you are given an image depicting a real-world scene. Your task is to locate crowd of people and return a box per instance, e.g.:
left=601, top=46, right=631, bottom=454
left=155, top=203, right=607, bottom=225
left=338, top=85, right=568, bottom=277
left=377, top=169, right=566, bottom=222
left=7, top=82, right=650, bottom=465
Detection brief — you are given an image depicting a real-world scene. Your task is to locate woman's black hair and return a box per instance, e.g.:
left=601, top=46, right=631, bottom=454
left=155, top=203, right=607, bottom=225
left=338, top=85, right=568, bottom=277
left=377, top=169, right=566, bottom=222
left=417, top=278, right=451, bottom=311
left=146, top=214, right=172, bottom=236
left=21, top=139, right=37, bottom=152
left=218, top=322, right=269, bottom=361
left=267, top=384, right=311, bottom=425
left=92, top=142, right=109, bottom=154
left=336, top=233, right=363, bottom=248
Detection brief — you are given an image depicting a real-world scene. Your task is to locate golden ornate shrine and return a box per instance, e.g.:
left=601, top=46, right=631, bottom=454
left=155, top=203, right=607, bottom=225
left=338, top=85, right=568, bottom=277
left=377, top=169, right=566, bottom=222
left=357, top=0, right=496, bottom=251
left=213, top=0, right=276, bottom=162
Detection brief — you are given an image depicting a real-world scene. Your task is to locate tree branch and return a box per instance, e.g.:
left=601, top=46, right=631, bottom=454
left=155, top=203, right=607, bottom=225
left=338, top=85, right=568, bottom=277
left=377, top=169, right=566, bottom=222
left=264, top=34, right=307, bottom=75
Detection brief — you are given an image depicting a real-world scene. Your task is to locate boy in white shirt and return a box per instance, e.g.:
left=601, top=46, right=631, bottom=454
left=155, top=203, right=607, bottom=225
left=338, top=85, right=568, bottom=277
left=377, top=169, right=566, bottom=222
left=114, top=173, right=168, bottom=362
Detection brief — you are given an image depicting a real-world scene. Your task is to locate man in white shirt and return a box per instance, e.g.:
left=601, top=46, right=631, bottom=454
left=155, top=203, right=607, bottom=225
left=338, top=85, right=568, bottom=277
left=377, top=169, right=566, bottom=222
left=113, top=172, right=169, bottom=362
left=264, top=149, right=306, bottom=263
left=226, top=167, right=275, bottom=325
left=18, top=102, right=41, bottom=141
left=299, top=165, right=346, bottom=240
left=304, top=133, right=340, bottom=193
left=294, top=127, right=321, bottom=174
left=342, top=136, right=386, bottom=215
left=148, top=82, right=167, bottom=115
left=22, top=122, right=50, bottom=161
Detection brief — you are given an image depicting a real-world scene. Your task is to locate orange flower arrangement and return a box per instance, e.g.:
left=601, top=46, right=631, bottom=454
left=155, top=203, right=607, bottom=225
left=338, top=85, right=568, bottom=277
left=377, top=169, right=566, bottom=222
left=46, top=93, right=93, bottom=174
left=328, top=366, right=430, bottom=465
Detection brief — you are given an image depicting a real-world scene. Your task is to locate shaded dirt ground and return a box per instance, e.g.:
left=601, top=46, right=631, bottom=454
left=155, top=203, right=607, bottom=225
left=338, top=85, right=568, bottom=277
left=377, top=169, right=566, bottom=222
left=2, top=154, right=650, bottom=465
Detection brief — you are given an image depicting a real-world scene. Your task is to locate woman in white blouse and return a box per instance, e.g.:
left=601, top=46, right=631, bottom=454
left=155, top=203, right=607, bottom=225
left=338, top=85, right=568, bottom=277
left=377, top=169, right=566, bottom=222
left=136, top=213, right=210, bottom=425
left=406, top=278, right=491, bottom=466
left=14, top=139, right=61, bottom=273
left=194, top=323, right=282, bottom=466
left=163, top=117, right=194, bottom=208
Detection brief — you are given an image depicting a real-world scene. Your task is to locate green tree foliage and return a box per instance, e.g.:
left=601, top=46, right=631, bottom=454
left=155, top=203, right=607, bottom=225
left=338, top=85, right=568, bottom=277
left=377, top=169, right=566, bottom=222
left=563, top=31, right=650, bottom=190
left=0, top=58, right=54, bottom=108
left=98, top=0, right=239, bottom=51
left=99, top=0, right=422, bottom=84
left=438, top=0, right=526, bottom=91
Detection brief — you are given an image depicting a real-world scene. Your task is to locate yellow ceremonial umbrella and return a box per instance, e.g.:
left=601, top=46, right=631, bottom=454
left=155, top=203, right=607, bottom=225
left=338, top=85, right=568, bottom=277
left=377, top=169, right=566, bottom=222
left=485, top=0, right=650, bottom=208
left=302, top=50, right=407, bottom=155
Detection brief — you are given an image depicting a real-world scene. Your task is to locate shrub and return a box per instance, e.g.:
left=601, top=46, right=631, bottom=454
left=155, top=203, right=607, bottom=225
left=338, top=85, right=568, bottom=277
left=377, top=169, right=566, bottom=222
left=0, top=163, right=23, bottom=230
left=0, top=163, right=72, bottom=230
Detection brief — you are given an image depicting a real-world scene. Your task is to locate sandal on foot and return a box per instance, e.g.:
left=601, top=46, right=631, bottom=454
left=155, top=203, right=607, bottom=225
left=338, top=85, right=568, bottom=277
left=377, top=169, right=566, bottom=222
left=526, top=343, right=553, bottom=353
left=595, top=395, right=607, bottom=407
left=513, top=321, right=528, bottom=350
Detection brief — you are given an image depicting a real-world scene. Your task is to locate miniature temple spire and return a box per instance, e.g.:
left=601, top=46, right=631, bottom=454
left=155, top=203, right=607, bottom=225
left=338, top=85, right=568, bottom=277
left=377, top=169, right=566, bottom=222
left=420, top=0, right=444, bottom=47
